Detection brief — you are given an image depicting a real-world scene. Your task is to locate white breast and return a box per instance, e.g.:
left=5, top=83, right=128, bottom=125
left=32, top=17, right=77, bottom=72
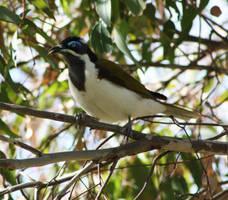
left=68, top=55, right=166, bottom=123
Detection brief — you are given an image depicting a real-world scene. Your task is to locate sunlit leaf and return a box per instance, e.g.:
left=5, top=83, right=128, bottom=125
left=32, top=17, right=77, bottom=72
left=0, top=6, right=22, bottom=24
left=29, top=0, right=54, bottom=18
left=0, top=119, right=19, bottom=138
left=218, top=90, right=228, bottom=102
left=113, top=27, right=140, bottom=67
left=203, top=78, right=214, bottom=93
left=95, top=0, right=111, bottom=26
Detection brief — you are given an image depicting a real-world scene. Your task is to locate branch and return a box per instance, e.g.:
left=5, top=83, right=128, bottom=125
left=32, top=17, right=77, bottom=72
left=54, top=161, right=95, bottom=200
left=134, top=151, right=170, bottom=200
left=0, top=134, right=42, bottom=156
left=0, top=102, right=146, bottom=140
left=129, top=34, right=228, bottom=51
left=95, top=159, right=118, bottom=200
left=122, top=62, right=228, bottom=74
left=1, top=133, right=228, bottom=169
left=0, top=102, right=227, bottom=140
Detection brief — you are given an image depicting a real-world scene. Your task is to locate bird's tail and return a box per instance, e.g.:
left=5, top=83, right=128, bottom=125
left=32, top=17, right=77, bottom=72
left=162, top=103, right=200, bottom=121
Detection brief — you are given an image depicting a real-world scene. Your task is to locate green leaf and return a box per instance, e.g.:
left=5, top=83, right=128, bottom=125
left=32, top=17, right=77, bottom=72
left=0, top=6, right=22, bottom=24
left=126, top=157, right=157, bottom=199
left=91, top=21, right=112, bottom=54
left=33, top=46, right=58, bottom=69
left=125, top=0, right=146, bottom=15
left=218, top=90, right=228, bottom=102
left=161, top=20, right=176, bottom=62
left=181, top=153, right=202, bottom=187
left=23, top=19, right=55, bottom=45
left=144, top=3, right=156, bottom=20
left=95, top=0, right=111, bottom=26
left=60, top=0, right=71, bottom=16
left=199, top=0, right=209, bottom=11
left=0, top=119, right=19, bottom=138
left=165, top=0, right=180, bottom=19
left=113, top=27, right=140, bottom=67
left=160, top=177, right=176, bottom=200
left=142, top=39, right=152, bottom=62
left=203, top=78, right=214, bottom=93
left=181, top=3, right=197, bottom=36
left=111, top=0, right=119, bottom=24
left=29, top=0, right=54, bottom=18
left=0, top=152, right=17, bottom=185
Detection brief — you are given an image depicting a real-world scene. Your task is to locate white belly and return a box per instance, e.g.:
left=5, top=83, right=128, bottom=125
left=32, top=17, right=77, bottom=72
left=68, top=56, right=166, bottom=123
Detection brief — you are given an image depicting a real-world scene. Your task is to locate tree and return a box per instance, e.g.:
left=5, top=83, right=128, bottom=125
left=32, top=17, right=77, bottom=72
left=0, top=0, right=228, bottom=199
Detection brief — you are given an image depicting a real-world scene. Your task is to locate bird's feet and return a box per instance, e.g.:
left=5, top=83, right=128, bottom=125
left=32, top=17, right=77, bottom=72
left=75, top=112, right=86, bottom=124
left=122, top=117, right=132, bottom=143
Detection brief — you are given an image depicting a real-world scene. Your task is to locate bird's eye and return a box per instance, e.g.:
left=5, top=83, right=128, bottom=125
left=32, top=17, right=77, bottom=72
left=67, top=41, right=83, bottom=48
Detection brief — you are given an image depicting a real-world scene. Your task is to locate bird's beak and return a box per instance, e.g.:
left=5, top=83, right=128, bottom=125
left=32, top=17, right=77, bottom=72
left=48, top=45, right=63, bottom=55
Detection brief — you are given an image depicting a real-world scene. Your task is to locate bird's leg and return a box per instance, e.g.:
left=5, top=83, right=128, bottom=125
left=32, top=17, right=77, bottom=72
left=123, top=117, right=132, bottom=143
left=75, top=112, right=86, bottom=125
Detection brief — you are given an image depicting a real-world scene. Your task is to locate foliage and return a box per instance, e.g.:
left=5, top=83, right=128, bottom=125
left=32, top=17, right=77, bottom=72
left=0, top=0, right=228, bottom=199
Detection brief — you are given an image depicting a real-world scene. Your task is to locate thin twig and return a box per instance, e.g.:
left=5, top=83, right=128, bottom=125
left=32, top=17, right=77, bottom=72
left=122, top=62, right=228, bottom=74
left=95, top=159, right=118, bottom=200
left=0, top=134, right=42, bottom=156
left=134, top=151, right=170, bottom=200
left=54, top=161, right=95, bottom=200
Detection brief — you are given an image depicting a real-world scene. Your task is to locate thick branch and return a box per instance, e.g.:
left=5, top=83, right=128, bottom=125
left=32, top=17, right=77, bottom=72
left=1, top=135, right=228, bottom=169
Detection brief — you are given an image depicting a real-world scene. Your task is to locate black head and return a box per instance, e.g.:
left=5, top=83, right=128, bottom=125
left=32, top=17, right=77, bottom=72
left=48, top=36, right=97, bottom=62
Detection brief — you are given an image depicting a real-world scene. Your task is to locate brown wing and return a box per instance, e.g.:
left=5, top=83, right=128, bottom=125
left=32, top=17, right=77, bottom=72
left=95, top=59, right=167, bottom=100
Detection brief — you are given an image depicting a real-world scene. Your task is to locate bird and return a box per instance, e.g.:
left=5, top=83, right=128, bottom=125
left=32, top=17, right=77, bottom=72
left=48, top=36, right=199, bottom=124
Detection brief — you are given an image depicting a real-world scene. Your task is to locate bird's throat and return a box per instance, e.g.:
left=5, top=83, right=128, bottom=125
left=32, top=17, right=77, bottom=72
left=64, top=53, right=86, bottom=91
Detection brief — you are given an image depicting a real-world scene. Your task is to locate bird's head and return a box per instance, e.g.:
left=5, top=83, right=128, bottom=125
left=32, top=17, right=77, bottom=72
left=48, top=36, right=97, bottom=62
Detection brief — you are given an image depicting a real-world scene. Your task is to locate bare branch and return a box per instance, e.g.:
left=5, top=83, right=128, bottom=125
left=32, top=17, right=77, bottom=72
left=1, top=133, right=228, bottom=169
left=122, top=62, right=228, bottom=74
left=0, top=134, right=42, bottom=156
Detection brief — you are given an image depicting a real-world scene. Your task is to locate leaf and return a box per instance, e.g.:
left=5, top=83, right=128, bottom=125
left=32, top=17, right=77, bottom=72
left=60, top=0, right=70, bottom=16
left=0, top=6, right=22, bottom=24
left=0, top=151, right=17, bottom=185
left=165, top=0, right=180, bottom=19
left=144, top=3, right=156, bottom=20
left=218, top=90, right=228, bottom=102
left=33, top=45, right=58, bottom=69
left=95, top=0, right=111, bottom=26
left=142, top=39, right=152, bottom=62
left=111, top=0, right=119, bottom=24
left=203, top=78, right=214, bottom=93
left=113, top=27, right=140, bottom=67
left=23, top=19, right=55, bottom=45
left=0, top=119, right=19, bottom=138
left=199, top=0, right=210, bottom=11
left=29, top=0, right=54, bottom=18
left=125, top=0, right=146, bottom=16
left=181, top=153, right=202, bottom=187
left=91, top=21, right=112, bottom=54
left=161, top=20, right=176, bottom=62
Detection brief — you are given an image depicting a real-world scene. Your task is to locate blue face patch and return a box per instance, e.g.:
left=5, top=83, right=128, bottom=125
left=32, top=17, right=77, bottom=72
left=67, top=41, right=83, bottom=48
